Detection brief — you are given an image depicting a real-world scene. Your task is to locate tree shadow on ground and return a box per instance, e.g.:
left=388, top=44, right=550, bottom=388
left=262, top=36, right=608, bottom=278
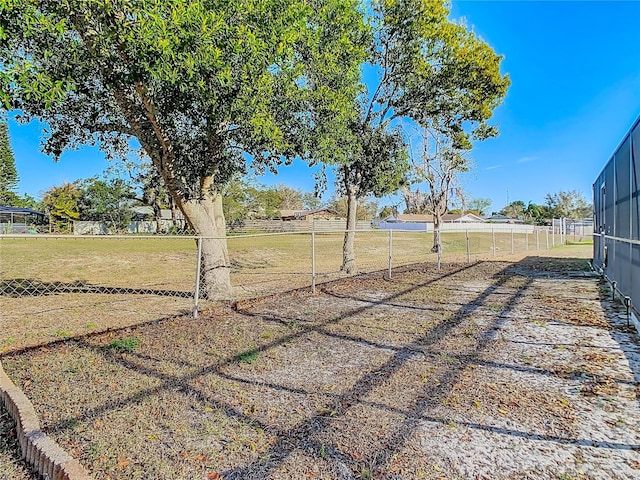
left=4, top=256, right=638, bottom=479
left=0, top=278, right=192, bottom=298
left=598, top=281, right=640, bottom=408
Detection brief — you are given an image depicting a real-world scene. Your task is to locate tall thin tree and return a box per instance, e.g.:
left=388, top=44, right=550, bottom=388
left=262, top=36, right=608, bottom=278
left=0, top=117, right=18, bottom=205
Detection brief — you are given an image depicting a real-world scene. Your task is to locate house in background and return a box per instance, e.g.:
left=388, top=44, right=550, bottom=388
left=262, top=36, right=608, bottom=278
left=129, top=206, right=187, bottom=232
left=0, top=206, right=47, bottom=233
left=377, top=212, right=486, bottom=230
left=485, top=213, right=522, bottom=224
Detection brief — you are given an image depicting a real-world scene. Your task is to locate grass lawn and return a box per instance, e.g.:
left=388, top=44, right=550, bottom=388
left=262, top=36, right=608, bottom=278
left=0, top=233, right=590, bottom=353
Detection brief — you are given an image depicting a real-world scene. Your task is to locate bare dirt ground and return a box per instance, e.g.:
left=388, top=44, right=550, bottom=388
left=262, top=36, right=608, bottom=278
left=1, top=245, right=639, bottom=480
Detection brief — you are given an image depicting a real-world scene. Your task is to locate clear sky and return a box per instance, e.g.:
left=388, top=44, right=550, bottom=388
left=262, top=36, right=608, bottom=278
left=7, top=0, right=640, bottom=215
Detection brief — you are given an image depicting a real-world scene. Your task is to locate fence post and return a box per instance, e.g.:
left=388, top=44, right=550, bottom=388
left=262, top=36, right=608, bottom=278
left=546, top=228, right=549, bottom=249
left=492, top=228, right=496, bottom=257
left=193, top=236, right=203, bottom=319
left=388, top=229, right=393, bottom=279
left=311, top=230, right=316, bottom=294
left=466, top=229, right=470, bottom=263
left=511, top=229, right=514, bottom=255
left=536, top=228, right=540, bottom=250
left=525, top=232, right=529, bottom=251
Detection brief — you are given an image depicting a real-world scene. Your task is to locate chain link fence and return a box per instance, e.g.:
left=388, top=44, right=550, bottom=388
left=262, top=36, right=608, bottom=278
left=1, top=226, right=561, bottom=349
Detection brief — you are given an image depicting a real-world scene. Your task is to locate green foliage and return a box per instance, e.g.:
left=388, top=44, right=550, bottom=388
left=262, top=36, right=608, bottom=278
left=249, top=187, right=281, bottom=219
left=42, top=182, right=80, bottom=231
left=106, top=337, right=140, bottom=353
left=378, top=205, right=395, bottom=218
left=0, top=0, right=369, bottom=196
left=335, top=121, right=409, bottom=200
left=222, top=176, right=251, bottom=223
left=223, top=175, right=319, bottom=221
left=499, top=194, right=591, bottom=223
left=468, top=198, right=492, bottom=217
left=236, top=345, right=260, bottom=364
left=328, top=194, right=378, bottom=220
left=0, top=118, right=18, bottom=204
left=76, top=177, right=136, bottom=231
left=108, top=159, right=171, bottom=226
left=302, top=192, right=324, bottom=210
left=372, top=0, right=510, bottom=140
left=500, top=200, right=526, bottom=220
left=545, top=190, right=592, bottom=219
left=373, top=0, right=509, bottom=242
left=11, top=193, right=43, bottom=211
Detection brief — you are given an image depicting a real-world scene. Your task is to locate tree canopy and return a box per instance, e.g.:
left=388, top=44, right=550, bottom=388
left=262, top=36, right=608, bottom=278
left=0, top=0, right=369, bottom=297
left=1, top=0, right=509, bottom=295
left=76, top=177, right=137, bottom=230
left=545, top=190, right=592, bottom=219
left=42, top=182, right=80, bottom=232
left=1, top=0, right=367, bottom=184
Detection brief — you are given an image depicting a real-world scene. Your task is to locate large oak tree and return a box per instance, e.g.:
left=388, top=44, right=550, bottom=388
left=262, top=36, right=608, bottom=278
left=0, top=0, right=367, bottom=298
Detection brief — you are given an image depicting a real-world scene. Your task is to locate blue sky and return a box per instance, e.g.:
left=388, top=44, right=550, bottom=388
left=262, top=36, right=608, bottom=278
left=8, top=0, right=640, bottom=214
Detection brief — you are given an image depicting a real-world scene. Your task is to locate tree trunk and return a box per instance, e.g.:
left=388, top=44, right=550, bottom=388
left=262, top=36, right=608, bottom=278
left=431, top=215, right=441, bottom=253
left=341, top=185, right=358, bottom=274
left=168, top=196, right=179, bottom=230
left=181, top=191, right=233, bottom=300
left=151, top=200, right=163, bottom=233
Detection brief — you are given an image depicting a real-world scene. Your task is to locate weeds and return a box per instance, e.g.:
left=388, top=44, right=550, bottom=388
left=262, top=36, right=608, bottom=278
left=236, top=345, right=259, bottom=364
left=105, top=337, right=140, bottom=353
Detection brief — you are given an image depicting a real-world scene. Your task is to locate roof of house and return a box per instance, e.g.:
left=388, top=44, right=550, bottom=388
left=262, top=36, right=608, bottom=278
left=485, top=214, right=522, bottom=223
left=0, top=206, right=46, bottom=216
left=452, top=213, right=486, bottom=223
left=396, top=214, right=433, bottom=223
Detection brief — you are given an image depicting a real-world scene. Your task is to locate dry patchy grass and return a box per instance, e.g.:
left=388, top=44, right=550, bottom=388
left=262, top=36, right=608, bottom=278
left=5, top=245, right=637, bottom=480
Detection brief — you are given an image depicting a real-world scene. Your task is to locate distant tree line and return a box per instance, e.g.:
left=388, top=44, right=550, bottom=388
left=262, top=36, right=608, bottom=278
left=23, top=170, right=382, bottom=234
left=496, top=191, right=592, bottom=224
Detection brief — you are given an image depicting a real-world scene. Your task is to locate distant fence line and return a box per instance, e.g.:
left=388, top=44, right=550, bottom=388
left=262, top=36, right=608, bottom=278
left=2, top=226, right=569, bottom=313
left=65, top=218, right=592, bottom=236
left=70, top=219, right=376, bottom=235
left=0, top=222, right=591, bottom=354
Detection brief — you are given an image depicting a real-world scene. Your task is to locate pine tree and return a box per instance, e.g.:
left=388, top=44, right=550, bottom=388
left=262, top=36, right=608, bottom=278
left=0, top=118, right=18, bottom=205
